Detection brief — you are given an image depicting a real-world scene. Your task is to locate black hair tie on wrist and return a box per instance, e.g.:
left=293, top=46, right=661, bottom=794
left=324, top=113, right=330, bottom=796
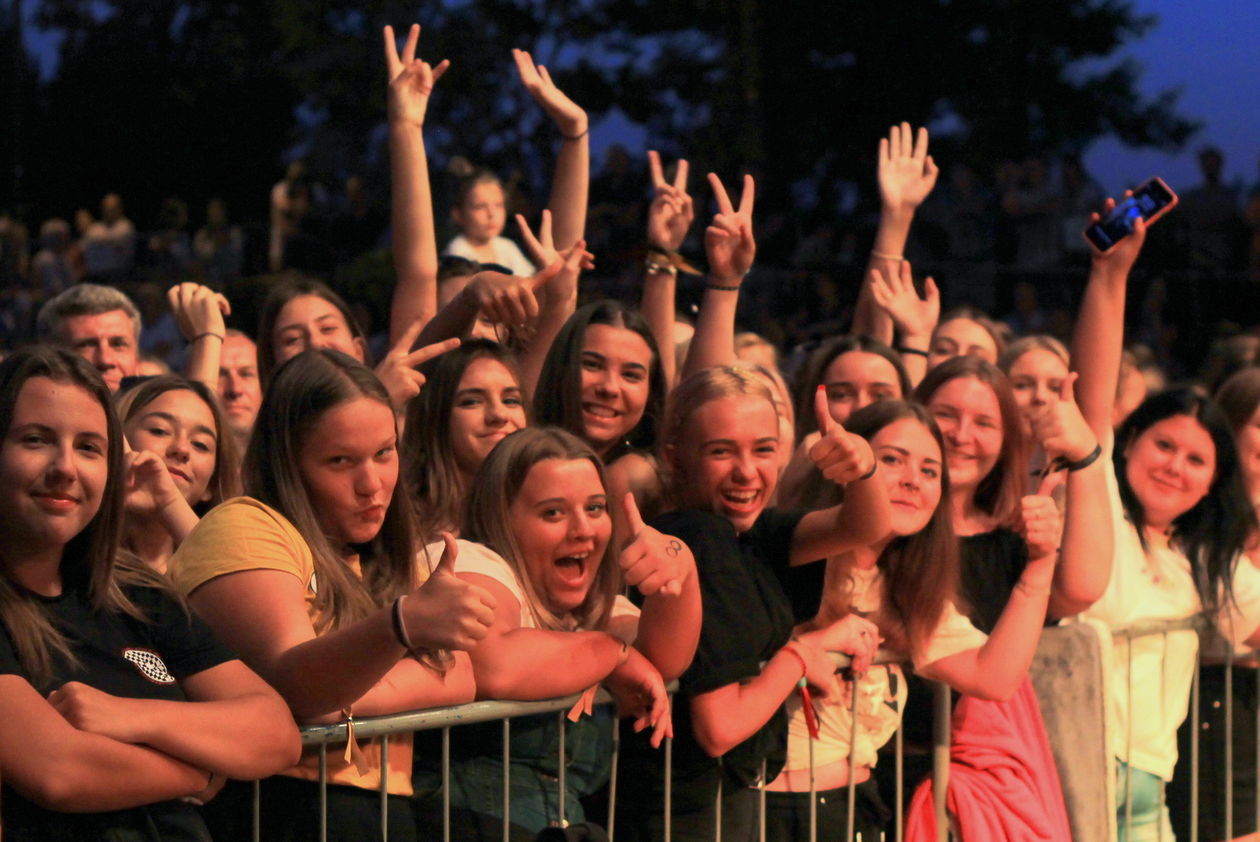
left=1062, top=443, right=1103, bottom=473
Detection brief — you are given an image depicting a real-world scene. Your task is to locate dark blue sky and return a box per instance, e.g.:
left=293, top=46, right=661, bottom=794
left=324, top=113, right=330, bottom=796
left=21, top=0, right=1260, bottom=199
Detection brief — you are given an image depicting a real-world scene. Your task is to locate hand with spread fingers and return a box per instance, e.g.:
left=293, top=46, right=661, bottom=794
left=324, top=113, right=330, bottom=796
left=869, top=259, right=939, bottom=343
left=808, top=386, right=876, bottom=486
left=647, top=151, right=694, bottom=252
left=878, top=122, right=939, bottom=215
left=515, top=211, right=594, bottom=306
left=704, top=172, right=756, bottom=286
left=384, top=23, right=449, bottom=129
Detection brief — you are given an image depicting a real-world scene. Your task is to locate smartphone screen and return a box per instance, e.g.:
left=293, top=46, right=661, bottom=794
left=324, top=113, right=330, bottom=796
left=1084, top=178, right=1178, bottom=251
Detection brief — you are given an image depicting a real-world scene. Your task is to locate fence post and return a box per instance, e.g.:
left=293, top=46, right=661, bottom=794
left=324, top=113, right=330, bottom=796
left=558, top=711, right=568, bottom=828
left=609, top=712, right=620, bottom=842
left=932, top=682, right=949, bottom=842
left=1226, top=645, right=1235, bottom=841
left=319, top=743, right=328, bottom=842
left=503, top=718, right=511, bottom=842
left=443, top=726, right=451, bottom=842
left=1190, top=654, right=1200, bottom=842
left=380, top=735, right=390, bottom=841
left=895, top=721, right=903, bottom=842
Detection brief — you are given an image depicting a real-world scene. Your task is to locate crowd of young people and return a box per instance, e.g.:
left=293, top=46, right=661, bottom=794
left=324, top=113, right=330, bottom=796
left=0, top=21, right=1258, bottom=842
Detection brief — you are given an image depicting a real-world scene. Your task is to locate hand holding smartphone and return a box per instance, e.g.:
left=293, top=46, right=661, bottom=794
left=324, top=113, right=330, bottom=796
left=1083, top=177, right=1178, bottom=252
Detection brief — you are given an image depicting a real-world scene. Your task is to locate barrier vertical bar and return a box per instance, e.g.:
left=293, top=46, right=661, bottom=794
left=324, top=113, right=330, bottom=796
left=381, top=735, right=390, bottom=841
left=895, top=719, right=904, bottom=842
left=443, top=726, right=451, bottom=842
left=932, top=682, right=949, bottom=842
left=665, top=727, right=673, bottom=842
left=715, top=760, right=723, bottom=842
left=1226, top=644, right=1234, bottom=841
left=252, top=779, right=260, bottom=842
left=1190, top=652, right=1200, bottom=842
left=319, top=743, right=328, bottom=842
left=503, top=718, right=511, bottom=842
left=1158, top=632, right=1167, bottom=842
left=609, top=713, right=620, bottom=842
left=1125, top=637, right=1133, bottom=837
left=759, top=758, right=767, bottom=842
left=558, top=711, right=568, bottom=828
left=846, top=676, right=859, bottom=842
left=1254, top=665, right=1259, bottom=840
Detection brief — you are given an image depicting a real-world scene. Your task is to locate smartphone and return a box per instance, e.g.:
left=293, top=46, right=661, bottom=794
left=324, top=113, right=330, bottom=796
left=1083, top=177, right=1179, bottom=252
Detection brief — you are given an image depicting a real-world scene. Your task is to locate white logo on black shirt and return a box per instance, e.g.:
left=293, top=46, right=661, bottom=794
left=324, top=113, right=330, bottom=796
left=122, top=648, right=176, bottom=685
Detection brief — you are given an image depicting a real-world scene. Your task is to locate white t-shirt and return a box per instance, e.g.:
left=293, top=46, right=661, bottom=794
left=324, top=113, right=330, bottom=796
left=781, top=564, right=987, bottom=772
left=1081, top=434, right=1260, bottom=780
left=420, top=539, right=638, bottom=633
left=443, top=234, right=536, bottom=277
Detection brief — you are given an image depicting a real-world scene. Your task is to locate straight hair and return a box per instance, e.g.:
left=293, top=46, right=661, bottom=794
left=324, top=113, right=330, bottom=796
left=793, top=335, right=912, bottom=445
left=256, top=277, right=369, bottom=386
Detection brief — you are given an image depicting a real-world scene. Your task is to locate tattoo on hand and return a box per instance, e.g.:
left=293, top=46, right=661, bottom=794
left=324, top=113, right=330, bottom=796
left=666, top=540, right=682, bottom=557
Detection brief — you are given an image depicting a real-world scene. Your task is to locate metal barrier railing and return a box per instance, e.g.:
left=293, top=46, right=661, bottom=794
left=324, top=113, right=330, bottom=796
left=1107, top=613, right=1260, bottom=842
left=273, top=651, right=953, bottom=842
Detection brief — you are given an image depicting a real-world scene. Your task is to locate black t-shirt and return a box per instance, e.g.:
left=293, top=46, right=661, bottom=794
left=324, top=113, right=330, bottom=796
left=623, top=507, right=805, bottom=814
left=0, top=583, right=236, bottom=842
left=958, top=527, right=1028, bottom=635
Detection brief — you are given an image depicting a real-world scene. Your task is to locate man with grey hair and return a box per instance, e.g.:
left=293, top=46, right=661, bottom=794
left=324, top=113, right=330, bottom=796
left=37, top=283, right=142, bottom=392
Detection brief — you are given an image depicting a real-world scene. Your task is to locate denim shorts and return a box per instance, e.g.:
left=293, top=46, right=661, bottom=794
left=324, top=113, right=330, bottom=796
left=1116, top=761, right=1175, bottom=842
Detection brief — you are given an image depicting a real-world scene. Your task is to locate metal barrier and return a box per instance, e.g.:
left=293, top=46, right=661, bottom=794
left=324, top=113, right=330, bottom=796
left=274, top=651, right=953, bottom=842
left=1108, top=613, right=1260, bottom=842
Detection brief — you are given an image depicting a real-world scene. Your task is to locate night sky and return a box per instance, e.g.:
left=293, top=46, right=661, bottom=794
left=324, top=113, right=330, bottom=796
left=21, top=0, right=1260, bottom=200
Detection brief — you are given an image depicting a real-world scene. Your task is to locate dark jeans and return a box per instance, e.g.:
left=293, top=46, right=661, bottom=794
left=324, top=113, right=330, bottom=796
left=203, top=776, right=418, bottom=842
left=616, top=786, right=760, bottom=842
left=765, top=780, right=891, bottom=842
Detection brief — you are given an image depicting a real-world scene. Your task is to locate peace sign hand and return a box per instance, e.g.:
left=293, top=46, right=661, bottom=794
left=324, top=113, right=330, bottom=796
left=374, top=320, right=461, bottom=411
left=704, top=172, right=756, bottom=285
left=808, top=386, right=876, bottom=486
left=384, top=24, right=449, bottom=128
left=513, top=48, right=588, bottom=138
left=647, top=151, right=694, bottom=252
left=878, top=122, right=939, bottom=213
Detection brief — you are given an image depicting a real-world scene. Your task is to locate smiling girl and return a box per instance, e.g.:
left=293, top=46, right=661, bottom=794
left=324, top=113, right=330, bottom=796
left=0, top=347, right=299, bottom=841
left=1072, top=200, right=1260, bottom=841
left=413, top=426, right=700, bottom=839
left=169, top=349, right=497, bottom=841
left=115, top=375, right=240, bottom=573
left=617, top=366, right=891, bottom=842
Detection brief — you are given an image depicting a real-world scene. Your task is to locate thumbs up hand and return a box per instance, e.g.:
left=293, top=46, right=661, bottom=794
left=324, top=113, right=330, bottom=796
left=617, top=493, right=694, bottom=598
left=1028, top=371, right=1098, bottom=466
left=808, top=386, right=876, bottom=486
left=405, top=533, right=498, bottom=651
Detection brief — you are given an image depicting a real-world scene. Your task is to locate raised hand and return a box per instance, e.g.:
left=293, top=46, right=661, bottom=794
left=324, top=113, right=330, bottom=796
left=618, top=493, right=694, bottom=598
left=460, top=257, right=565, bottom=327
left=167, top=282, right=229, bottom=343
left=869, top=260, right=940, bottom=342
left=704, top=172, right=755, bottom=285
left=1028, top=372, right=1097, bottom=464
left=407, top=533, right=498, bottom=651
left=1018, top=476, right=1064, bottom=561
left=513, top=48, right=588, bottom=137
left=808, top=386, right=876, bottom=485
left=515, top=211, right=595, bottom=298
left=384, top=23, right=449, bottom=128
left=647, top=151, right=694, bottom=252
left=374, top=320, right=460, bottom=411
left=605, top=647, right=673, bottom=748
left=1087, top=193, right=1147, bottom=277
left=878, top=122, right=939, bottom=214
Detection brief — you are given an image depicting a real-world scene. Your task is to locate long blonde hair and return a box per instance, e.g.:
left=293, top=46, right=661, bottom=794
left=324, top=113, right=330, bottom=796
left=462, top=427, right=620, bottom=631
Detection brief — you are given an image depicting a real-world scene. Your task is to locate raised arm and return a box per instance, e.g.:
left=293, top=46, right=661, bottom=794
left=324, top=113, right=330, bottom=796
left=1028, top=373, right=1111, bottom=617
left=385, top=23, right=449, bottom=346
left=642, top=151, right=695, bottom=388
left=414, top=259, right=564, bottom=347
left=1072, top=196, right=1147, bottom=441
left=167, top=282, right=230, bottom=389
left=790, top=387, right=892, bottom=564
left=514, top=48, right=589, bottom=251
left=682, top=171, right=755, bottom=378
left=853, top=123, right=939, bottom=344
